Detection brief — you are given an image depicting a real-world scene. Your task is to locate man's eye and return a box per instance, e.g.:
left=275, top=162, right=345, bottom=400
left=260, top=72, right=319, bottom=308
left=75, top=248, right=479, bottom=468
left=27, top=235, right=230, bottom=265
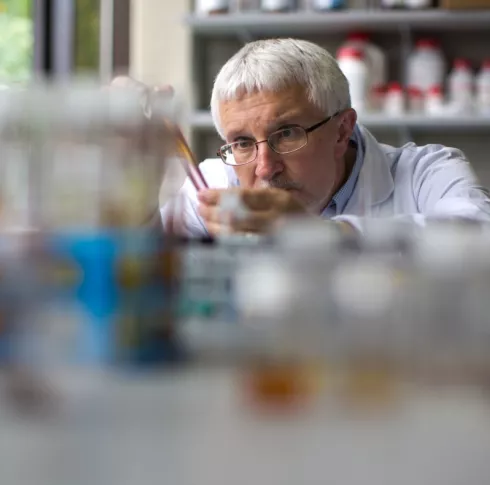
left=278, top=128, right=295, bottom=139
left=234, top=140, right=254, bottom=150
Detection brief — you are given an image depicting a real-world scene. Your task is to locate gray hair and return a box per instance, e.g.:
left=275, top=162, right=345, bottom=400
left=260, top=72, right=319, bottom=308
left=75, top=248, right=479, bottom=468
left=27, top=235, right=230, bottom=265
left=210, top=38, right=351, bottom=139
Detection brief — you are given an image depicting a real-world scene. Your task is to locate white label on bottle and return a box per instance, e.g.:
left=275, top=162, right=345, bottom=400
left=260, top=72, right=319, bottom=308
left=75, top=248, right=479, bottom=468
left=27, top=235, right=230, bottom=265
left=384, top=94, right=405, bottom=116
left=405, top=0, right=432, bottom=7
left=453, top=85, right=473, bottom=101
left=261, top=0, right=293, bottom=10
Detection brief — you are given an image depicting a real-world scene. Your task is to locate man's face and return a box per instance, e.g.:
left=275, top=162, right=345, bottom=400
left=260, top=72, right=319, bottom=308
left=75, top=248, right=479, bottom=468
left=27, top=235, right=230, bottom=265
left=218, top=84, right=352, bottom=213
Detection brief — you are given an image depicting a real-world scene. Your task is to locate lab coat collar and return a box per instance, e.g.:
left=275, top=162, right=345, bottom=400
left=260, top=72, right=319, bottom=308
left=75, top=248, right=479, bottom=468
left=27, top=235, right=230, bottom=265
left=353, top=125, right=395, bottom=209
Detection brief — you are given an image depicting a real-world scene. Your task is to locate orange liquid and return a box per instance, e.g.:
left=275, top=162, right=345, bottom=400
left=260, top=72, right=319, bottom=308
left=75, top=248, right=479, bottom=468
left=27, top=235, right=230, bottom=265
left=243, top=359, right=325, bottom=411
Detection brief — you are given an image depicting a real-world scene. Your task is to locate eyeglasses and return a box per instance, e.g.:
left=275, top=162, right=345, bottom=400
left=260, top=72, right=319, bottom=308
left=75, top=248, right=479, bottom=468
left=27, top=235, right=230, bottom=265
left=217, top=112, right=339, bottom=166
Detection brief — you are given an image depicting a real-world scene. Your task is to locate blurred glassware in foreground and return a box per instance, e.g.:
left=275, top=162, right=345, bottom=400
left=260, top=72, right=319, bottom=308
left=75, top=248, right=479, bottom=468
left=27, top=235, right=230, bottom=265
left=0, top=80, right=186, bottom=419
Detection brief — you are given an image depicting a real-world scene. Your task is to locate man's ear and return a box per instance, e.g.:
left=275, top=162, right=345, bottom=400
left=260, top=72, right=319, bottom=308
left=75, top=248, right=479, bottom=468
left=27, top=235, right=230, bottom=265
left=334, top=108, right=357, bottom=158
left=337, top=108, right=357, bottom=143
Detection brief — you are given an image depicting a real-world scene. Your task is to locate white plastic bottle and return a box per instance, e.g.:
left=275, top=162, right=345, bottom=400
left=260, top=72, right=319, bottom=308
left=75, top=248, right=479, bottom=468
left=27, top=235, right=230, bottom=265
left=403, top=0, right=433, bottom=8
left=407, top=39, right=446, bottom=95
left=384, top=82, right=405, bottom=116
left=340, top=32, right=387, bottom=111
left=261, top=0, right=295, bottom=11
left=425, top=85, right=445, bottom=116
left=447, top=59, right=474, bottom=115
left=196, top=0, right=229, bottom=14
left=476, top=59, right=490, bottom=117
left=337, top=47, right=368, bottom=114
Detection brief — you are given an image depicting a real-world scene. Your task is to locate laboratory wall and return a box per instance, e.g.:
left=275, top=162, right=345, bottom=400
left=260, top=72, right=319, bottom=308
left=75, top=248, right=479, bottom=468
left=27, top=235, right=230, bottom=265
left=130, top=0, right=193, bottom=115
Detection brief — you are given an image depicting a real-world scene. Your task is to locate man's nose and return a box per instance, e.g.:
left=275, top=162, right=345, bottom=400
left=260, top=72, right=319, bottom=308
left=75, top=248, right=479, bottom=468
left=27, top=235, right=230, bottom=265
left=254, top=142, right=284, bottom=181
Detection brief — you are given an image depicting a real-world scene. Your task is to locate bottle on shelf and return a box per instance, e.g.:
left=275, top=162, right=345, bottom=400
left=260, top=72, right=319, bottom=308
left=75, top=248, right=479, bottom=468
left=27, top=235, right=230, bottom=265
left=196, top=0, right=230, bottom=14
left=339, top=32, right=387, bottom=112
left=407, top=86, right=424, bottom=114
left=310, top=0, right=345, bottom=10
left=384, top=82, right=405, bottom=117
left=425, top=85, right=445, bottom=116
left=407, top=39, right=446, bottom=95
left=237, top=0, right=259, bottom=10
left=476, top=59, right=490, bottom=117
left=403, top=0, right=435, bottom=8
left=261, top=0, right=296, bottom=11
left=337, top=47, right=368, bottom=114
left=380, top=0, right=405, bottom=8
left=447, top=58, right=474, bottom=115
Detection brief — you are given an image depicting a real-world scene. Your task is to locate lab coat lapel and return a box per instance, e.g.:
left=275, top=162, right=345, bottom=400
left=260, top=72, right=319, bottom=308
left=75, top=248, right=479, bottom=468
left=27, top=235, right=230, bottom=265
left=343, top=125, right=395, bottom=216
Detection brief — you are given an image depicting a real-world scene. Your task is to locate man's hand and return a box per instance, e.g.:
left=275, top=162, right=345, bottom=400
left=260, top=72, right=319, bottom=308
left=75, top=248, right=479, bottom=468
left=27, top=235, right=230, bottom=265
left=197, top=188, right=307, bottom=236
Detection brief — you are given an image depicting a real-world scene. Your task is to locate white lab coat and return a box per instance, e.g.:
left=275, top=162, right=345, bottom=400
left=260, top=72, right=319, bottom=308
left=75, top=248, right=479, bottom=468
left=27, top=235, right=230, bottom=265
left=160, top=125, right=490, bottom=236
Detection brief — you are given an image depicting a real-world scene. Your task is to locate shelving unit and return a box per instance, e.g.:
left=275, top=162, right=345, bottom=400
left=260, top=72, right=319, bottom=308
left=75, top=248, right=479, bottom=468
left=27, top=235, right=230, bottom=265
left=185, top=6, right=490, bottom=184
left=185, top=10, right=490, bottom=35
left=188, top=110, right=490, bottom=132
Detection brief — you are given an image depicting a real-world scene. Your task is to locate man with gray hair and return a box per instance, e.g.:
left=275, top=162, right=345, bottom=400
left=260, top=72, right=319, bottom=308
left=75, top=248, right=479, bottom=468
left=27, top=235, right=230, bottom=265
left=162, top=38, right=490, bottom=236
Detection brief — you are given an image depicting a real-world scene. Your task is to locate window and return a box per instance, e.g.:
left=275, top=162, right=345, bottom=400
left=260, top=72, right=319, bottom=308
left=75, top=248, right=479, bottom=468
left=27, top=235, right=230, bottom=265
left=74, top=0, right=100, bottom=74
left=0, top=0, right=34, bottom=84
left=73, top=0, right=130, bottom=78
left=0, top=0, right=129, bottom=83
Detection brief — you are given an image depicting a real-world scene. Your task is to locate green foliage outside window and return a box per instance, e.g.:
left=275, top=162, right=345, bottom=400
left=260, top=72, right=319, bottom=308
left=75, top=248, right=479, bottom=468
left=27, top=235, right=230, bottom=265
left=0, top=0, right=101, bottom=83
left=0, top=0, right=33, bottom=84
left=74, top=0, right=100, bottom=74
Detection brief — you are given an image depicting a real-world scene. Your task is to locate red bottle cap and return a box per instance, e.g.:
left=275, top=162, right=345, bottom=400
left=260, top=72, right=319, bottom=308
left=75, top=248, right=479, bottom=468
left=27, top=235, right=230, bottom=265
left=416, top=38, right=439, bottom=49
left=387, top=82, right=403, bottom=93
left=453, top=58, right=471, bottom=70
left=428, top=85, right=443, bottom=96
left=337, top=47, right=364, bottom=60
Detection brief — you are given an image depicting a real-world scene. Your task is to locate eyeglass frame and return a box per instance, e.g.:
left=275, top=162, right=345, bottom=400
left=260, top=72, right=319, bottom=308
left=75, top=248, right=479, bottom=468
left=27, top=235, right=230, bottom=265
left=216, top=111, right=340, bottom=166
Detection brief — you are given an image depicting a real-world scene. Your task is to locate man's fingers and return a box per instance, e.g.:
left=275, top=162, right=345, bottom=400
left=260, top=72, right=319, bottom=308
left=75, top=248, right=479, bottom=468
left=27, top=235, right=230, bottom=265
left=198, top=189, right=224, bottom=207
left=197, top=203, right=223, bottom=236
left=198, top=203, right=221, bottom=224
left=229, top=210, right=277, bottom=233
left=198, top=188, right=306, bottom=236
left=198, top=188, right=289, bottom=211
left=199, top=202, right=277, bottom=234
left=153, top=85, right=174, bottom=96
left=240, top=189, right=289, bottom=211
left=205, top=221, right=221, bottom=237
